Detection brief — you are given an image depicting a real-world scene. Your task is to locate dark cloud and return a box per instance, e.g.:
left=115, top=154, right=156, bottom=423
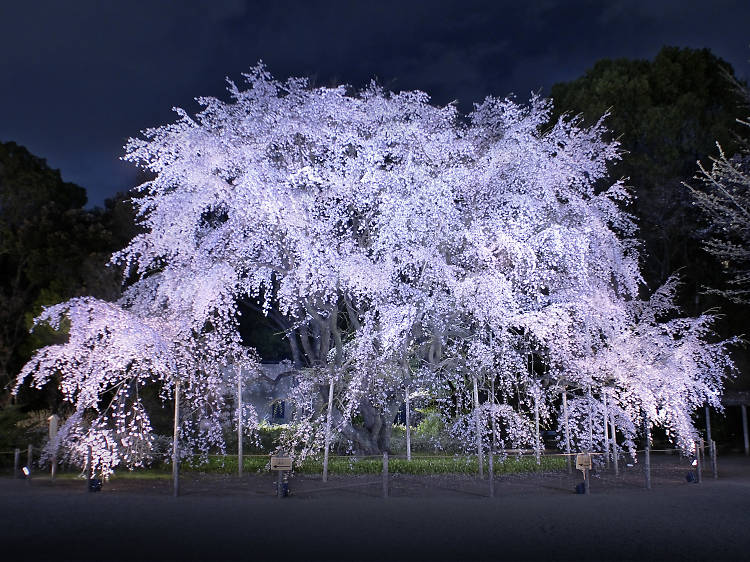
left=1, top=0, right=748, bottom=206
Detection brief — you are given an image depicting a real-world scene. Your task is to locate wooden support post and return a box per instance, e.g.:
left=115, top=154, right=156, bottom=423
left=172, top=380, right=181, bottom=498
left=86, top=445, right=93, bottom=492
left=382, top=452, right=389, bottom=498
left=473, top=377, right=483, bottom=478
left=13, top=448, right=19, bottom=479
left=322, top=377, right=335, bottom=482
left=489, top=378, right=497, bottom=498
left=587, top=388, right=593, bottom=454
left=609, top=411, right=619, bottom=477
left=405, top=386, right=411, bottom=462
left=534, top=392, right=541, bottom=465
left=237, top=370, right=243, bottom=478
left=711, top=440, right=718, bottom=480
left=644, top=418, right=651, bottom=490
left=705, top=406, right=716, bottom=475
left=562, top=390, right=572, bottom=474
left=602, top=393, right=610, bottom=470
left=696, top=439, right=703, bottom=484
left=741, top=405, right=749, bottom=457
left=277, top=471, right=284, bottom=499
left=49, top=414, right=59, bottom=481
left=488, top=450, right=494, bottom=498
left=583, top=468, right=590, bottom=495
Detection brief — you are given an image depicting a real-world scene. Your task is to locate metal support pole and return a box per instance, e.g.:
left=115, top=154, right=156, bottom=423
left=741, top=405, right=749, bottom=457
left=382, top=452, right=389, bottom=498
left=13, top=448, right=19, bottom=479
left=277, top=471, right=284, bottom=499
left=27, top=445, right=32, bottom=475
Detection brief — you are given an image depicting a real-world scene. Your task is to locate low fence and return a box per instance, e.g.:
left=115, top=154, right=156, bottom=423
left=2, top=438, right=725, bottom=499
left=0, top=445, right=44, bottom=479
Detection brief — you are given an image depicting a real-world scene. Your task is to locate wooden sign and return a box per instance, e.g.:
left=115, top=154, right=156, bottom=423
left=270, top=455, right=292, bottom=471
left=576, top=453, right=592, bottom=471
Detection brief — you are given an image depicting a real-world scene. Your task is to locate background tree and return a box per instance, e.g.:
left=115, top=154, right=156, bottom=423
left=0, top=142, right=130, bottom=401
left=549, top=47, right=747, bottom=305
left=687, top=77, right=750, bottom=304
left=0, top=140, right=141, bottom=416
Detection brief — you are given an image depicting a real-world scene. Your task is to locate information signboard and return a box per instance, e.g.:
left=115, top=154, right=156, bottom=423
left=270, top=455, right=292, bottom=471
left=576, top=453, right=592, bottom=471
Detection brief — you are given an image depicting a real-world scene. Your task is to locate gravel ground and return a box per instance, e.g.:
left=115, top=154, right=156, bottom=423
left=2, top=454, right=749, bottom=561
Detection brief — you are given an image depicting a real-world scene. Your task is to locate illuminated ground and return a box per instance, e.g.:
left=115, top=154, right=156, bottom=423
left=2, top=455, right=749, bottom=561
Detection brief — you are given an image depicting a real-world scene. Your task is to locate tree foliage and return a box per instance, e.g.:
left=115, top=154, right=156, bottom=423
left=15, top=65, right=738, bottom=473
left=687, top=92, right=750, bottom=304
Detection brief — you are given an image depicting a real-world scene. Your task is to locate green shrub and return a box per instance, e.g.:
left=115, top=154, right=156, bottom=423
left=414, top=408, right=444, bottom=438
left=184, top=452, right=566, bottom=476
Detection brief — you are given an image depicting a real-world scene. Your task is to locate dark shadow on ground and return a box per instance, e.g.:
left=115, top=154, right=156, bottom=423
left=2, top=455, right=749, bottom=561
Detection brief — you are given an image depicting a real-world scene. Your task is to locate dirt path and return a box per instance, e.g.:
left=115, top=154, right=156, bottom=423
left=2, top=455, right=749, bottom=561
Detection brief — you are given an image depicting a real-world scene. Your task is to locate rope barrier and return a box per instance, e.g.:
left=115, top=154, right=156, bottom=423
left=211, top=451, right=616, bottom=459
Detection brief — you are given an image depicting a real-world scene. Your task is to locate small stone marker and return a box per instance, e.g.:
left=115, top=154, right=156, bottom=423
left=270, top=455, right=292, bottom=471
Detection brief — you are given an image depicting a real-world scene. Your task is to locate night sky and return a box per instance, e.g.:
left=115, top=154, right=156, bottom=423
left=2, top=0, right=749, bottom=207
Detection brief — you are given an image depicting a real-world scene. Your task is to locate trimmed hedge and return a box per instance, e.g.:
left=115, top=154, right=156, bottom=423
left=185, top=453, right=566, bottom=475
